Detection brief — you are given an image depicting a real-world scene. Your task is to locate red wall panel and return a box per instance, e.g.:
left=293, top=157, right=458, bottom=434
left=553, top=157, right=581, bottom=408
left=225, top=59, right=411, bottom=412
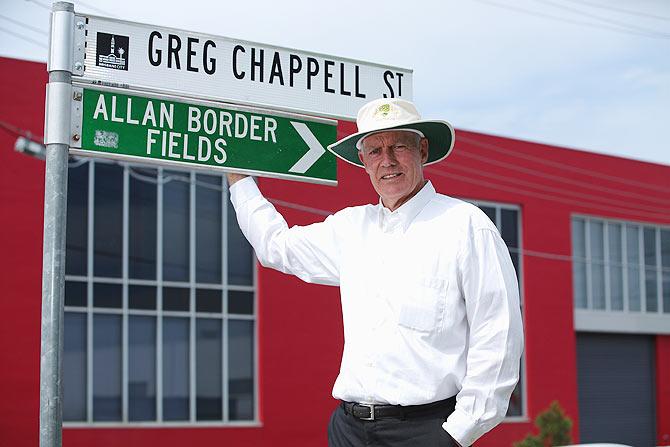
left=0, top=57, right=47, bottom=447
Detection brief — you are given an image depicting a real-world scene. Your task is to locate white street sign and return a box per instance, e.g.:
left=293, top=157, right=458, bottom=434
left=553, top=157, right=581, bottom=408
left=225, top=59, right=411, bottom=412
left=74, top=14, right=413, bottom=119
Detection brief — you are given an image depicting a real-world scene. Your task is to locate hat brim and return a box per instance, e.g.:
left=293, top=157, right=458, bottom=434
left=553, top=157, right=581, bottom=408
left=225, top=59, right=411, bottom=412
left=326, top=120, right=455, bottom=168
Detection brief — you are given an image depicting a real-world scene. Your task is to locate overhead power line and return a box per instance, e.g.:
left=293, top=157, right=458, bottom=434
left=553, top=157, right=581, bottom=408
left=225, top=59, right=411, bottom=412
left=99, top=157, right=670, bottom=218
left=531, top=0, right=670, bottom=38
left=441, top=162, right=669, bottom=215
left=25, top=0, right=117, bottom=17
left=4, top=116, right=668, bottom=211
left=425, top=167, right=669, bottom=221
left=24, top=0, right=51, bottom=11
left=6, top=135, right=667, bottom=267
left=74, top=0, right=116, bottom=17
left=474, top=0, right=670, bottom=40
left=0, top=25, right=47, bottom=48
left=269, top=198, right=331, bottom=217
left=457, top=136, right=670, bottom=194
left=453, top=148, right=670, bottom=207
left=0, top=119, right=42, bottom=139
left=509, top=246, right=670, bottom=273
left=122, top=162, right=667, bottom=218
left=75, top=161, right=670, bottom=271
left=0, top=13, right=48, bottom=36
left=563, top=0, right=670, bottom=22
left=262, top=191, right=670, bottom=272
left=122, top=160, right=668, bottom=221
left=4, top=115, right=668, bottom=219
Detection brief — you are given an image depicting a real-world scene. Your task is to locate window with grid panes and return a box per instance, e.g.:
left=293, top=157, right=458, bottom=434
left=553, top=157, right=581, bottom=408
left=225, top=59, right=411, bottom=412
left=63, top=160, right=256, bottom=424
left=473, top=202, right=525, bottom=418
left=572, top=216, right=670, bottom=315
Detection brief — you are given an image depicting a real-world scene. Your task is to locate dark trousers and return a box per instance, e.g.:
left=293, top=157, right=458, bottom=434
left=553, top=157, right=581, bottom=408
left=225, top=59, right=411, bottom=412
left=327, top=398, right=457, bottom=447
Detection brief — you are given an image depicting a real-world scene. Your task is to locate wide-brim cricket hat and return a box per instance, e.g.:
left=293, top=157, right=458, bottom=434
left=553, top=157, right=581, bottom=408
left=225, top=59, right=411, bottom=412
left=326, top=98, right=455, bottom=168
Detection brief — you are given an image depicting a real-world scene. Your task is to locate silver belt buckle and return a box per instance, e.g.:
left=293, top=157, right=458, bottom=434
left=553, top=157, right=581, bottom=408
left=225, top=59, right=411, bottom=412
left=359, top=403, right=375, bottom=421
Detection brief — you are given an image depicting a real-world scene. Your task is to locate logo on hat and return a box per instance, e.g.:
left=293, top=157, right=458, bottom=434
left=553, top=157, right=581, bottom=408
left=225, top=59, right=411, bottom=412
left=375, top=103, right=398, bottom=120
left=378, top=104, right=391, bottom=115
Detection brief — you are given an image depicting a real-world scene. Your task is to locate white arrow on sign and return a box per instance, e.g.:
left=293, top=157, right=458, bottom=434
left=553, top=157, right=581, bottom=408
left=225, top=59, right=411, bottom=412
left=289, top=122, right=327, bottom=174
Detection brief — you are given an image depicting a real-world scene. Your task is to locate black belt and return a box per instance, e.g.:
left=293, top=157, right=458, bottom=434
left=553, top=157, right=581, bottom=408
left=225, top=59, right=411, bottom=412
left=341, top=396, right=456, bottom=421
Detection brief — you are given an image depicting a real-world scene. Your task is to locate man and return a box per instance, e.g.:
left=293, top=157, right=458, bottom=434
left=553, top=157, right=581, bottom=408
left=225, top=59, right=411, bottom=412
left=227, top=98, right=524, bottom=446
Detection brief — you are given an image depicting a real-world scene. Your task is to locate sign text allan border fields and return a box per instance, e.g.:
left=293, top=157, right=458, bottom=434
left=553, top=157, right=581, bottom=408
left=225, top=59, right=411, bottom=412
left=70, top=86, right=338, bottom=185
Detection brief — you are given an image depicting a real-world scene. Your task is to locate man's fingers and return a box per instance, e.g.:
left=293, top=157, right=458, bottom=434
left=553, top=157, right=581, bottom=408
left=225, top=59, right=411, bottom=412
left=226, top=173, right=248, bottom=186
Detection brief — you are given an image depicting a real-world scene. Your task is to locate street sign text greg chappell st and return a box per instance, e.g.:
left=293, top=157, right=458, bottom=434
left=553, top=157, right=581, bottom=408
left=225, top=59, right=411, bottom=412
left=77, top=14, right=413, bottom=119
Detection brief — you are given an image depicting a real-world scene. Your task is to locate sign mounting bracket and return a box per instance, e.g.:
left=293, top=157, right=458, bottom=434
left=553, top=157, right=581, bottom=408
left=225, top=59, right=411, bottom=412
left=72, top=15, right=86, bottom=76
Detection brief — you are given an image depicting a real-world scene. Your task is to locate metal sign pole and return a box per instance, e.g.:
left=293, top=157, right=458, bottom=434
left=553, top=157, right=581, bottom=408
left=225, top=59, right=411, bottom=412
left=41, top=2, right=74, bottom=446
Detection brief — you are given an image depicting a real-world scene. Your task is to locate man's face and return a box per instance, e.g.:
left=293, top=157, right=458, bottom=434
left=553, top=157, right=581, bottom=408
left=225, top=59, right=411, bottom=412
left=358, top=130, right=429, bottom=211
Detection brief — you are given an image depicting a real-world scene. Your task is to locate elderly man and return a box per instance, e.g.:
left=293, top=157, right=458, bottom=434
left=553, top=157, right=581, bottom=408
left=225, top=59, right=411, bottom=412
left=226, top=98, right=523, bottom=447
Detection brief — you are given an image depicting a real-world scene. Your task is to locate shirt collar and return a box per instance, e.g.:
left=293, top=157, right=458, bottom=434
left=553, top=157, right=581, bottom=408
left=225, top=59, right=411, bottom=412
left=378, top=181, right=436, bottom=232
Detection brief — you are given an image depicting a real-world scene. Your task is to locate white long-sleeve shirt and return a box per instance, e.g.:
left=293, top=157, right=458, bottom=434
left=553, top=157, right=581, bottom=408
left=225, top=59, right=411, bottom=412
left=229, top=177, right=524, bottom=446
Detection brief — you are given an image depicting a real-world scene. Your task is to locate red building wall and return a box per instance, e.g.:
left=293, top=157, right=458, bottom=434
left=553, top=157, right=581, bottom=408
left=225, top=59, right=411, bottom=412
left=1, top=56, right=669, bottom=447
left=0, top=57, right=47, bottom=447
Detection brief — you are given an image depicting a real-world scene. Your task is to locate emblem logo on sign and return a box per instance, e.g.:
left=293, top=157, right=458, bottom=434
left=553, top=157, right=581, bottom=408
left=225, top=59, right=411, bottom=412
left=93, top=130, right=119, bottom=148
left=96, top=32, right=129, bottom=71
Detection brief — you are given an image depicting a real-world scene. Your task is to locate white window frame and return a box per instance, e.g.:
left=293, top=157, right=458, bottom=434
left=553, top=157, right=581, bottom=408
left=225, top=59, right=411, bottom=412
left=572, top=213, right=670, bottom=335
left=468, top=199, right=528, bottom=422
left=63, top=159, right=260, bottom=427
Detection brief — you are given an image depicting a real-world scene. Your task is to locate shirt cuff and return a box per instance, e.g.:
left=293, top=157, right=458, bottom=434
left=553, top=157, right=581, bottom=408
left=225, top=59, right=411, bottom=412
left=229, top=176, right=259, bottom=208
left=443, top=407, right=479, bottom=447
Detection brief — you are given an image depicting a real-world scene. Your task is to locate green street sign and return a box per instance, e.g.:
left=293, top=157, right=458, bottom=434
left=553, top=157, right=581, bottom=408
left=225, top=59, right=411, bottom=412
left=69, top=86, right=338, bottom=185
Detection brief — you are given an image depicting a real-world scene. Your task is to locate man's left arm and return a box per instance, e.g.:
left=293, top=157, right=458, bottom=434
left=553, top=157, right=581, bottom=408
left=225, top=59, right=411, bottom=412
left=443, top=228, right=525, bottom=446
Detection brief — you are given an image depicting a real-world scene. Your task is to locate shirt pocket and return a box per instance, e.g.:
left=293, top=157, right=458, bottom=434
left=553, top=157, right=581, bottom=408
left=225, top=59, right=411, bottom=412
left=397, top=277, right=447, bottom=332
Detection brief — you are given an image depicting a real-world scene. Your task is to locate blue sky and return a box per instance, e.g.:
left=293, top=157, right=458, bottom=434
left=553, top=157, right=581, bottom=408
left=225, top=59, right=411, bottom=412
left=2, top=0, right=669, bottom=165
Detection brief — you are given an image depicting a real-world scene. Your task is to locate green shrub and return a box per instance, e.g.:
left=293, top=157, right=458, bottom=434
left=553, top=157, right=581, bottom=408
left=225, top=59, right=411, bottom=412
left=513, top=401, right=572, bottom=447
